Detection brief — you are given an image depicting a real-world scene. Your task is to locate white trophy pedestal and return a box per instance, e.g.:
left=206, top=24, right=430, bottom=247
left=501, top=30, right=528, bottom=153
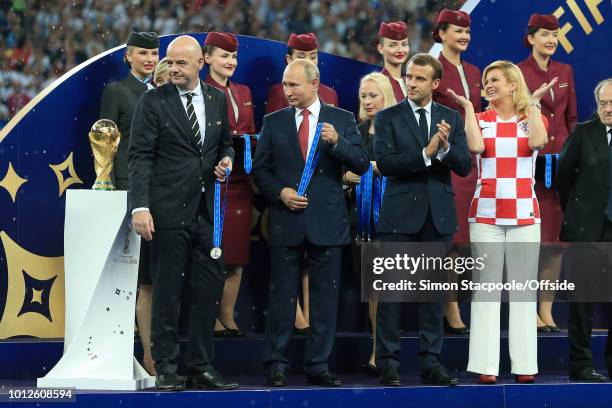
left=38, top=190, right=155, bottom=390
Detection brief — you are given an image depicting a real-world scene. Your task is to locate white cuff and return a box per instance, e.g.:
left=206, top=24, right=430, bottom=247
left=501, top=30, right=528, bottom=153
left=131, top=207, right=149, bottom=215
left=422, top=148, right=432, bottom=167
left=436, top=144, right=450, bottom=161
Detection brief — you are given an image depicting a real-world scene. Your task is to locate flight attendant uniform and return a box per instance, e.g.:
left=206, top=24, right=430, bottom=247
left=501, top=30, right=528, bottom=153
left=518, top=14, right=577, bottom=244
left=431, top=10, right=482, bottom=246
left=378, top=21, right=409, bottom=103
left=204, top=32, right=256, bottom=267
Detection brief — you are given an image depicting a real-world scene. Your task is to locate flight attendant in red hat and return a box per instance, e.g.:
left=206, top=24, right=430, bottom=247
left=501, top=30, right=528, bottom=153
left=518, top=14, right=577, bottom=333
left=202, top=31, right=256, bottom=337
left=377, top=21, right=409, bottom=103
left=432, top=8, right=482, bottom=335
left=265, top=32, right=339, bottom=114
left=265, top=32, right=339, bottom=335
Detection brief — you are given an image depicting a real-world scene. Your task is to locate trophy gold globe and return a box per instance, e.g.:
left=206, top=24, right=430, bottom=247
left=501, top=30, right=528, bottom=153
left=88, top=119, right=121, bottom=191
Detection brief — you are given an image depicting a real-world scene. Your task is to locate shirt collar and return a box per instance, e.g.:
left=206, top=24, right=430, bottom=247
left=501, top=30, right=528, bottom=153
left=607, top=125, right=611, bottom=134
left=296, top=97, right=321, bottom=118
left=407, top=98, right=432, bottom=115
left=177, top=82, right=202, bottom=97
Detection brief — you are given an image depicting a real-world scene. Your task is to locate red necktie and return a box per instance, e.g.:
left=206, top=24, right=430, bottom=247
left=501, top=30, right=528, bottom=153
left=298, top=108, right=310, bottom=160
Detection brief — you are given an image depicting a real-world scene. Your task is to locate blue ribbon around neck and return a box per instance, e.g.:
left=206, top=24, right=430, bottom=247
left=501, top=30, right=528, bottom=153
left=297, top=123, right=323, bottom=196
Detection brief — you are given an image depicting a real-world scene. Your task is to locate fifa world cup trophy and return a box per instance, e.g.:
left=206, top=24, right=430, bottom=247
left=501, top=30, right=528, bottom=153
left=88, top=119, right=121, bottom=191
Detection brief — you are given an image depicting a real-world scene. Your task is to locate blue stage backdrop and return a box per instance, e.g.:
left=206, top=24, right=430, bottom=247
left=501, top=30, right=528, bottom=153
left=1, top=0, right=612, bottom=339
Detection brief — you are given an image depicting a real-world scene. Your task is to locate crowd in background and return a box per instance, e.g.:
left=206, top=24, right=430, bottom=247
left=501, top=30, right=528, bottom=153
left=0, top=0, right=465, bottom=127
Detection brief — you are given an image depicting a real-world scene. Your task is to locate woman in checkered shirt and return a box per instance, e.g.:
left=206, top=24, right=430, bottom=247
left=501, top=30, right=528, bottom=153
left=449, top=60, right=556, bottom=384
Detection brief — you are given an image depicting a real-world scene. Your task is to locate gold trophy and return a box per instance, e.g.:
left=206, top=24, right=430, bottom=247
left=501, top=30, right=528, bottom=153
left=88, top=119, right=121, bottom=191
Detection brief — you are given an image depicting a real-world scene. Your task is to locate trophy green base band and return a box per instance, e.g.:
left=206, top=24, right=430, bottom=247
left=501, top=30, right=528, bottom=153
left=93, top=180, right=116, bottom=191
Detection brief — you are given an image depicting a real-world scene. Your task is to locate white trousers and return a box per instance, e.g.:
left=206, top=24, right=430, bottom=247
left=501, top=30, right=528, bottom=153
left=467, top=223, right=540, bottom=376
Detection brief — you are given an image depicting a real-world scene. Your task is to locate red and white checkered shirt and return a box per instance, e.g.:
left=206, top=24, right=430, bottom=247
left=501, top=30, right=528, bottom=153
left=468, top=110, right=548, bottom=226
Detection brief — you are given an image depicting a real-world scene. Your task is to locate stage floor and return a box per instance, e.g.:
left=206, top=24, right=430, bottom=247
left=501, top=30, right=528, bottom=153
left=2, top=373, right=612, bottom=408
left=1, top=332, right=611, bottom=407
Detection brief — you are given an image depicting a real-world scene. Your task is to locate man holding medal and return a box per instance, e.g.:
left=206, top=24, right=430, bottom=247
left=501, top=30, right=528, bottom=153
left=129, top=35, right=237, bottom=391
left=253, top=59, right=369, bottom=387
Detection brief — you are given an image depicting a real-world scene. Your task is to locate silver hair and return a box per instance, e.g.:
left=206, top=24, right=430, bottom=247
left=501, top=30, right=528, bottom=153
left=594, top=78, right=612, bottom=102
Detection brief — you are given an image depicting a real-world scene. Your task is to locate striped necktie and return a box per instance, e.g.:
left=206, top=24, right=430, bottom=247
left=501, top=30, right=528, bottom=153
left=185, top=92, right=201, bottom=144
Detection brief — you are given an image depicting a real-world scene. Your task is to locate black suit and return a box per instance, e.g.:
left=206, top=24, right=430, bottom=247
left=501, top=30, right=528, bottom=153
left=129, top=81, right=234, bottom=375
left=253, top=102, right=369, bottom=376
left=373, top=99, right=470, bottom=374
left=100, top=73, right=149, bottom=189
left=557, top=118, right=612, bottom=376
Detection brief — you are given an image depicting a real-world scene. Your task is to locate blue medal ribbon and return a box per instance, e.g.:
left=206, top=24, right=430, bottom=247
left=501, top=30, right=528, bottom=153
left=545, top=154, right=552, bottom=189
left=297, top=123, right=323, bottom=196
left=242, top=134, right=252, bottom=174
left=361, top=164, right=373, bottom=241
left=373, top=174, right=387, bottom=227
left=213, top=167, right=231, bottom=251
left=355, top=182, right=362, bottom=241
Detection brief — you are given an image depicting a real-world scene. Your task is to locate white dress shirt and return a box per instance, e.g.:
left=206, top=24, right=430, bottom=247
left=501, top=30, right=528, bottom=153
left=407, top=98, right=450, bottom=166
left=295, top=97, right=322, bottom=160
left=177, top=83, right=206, bottom=145
left=607, top=125, right=611, bottom=145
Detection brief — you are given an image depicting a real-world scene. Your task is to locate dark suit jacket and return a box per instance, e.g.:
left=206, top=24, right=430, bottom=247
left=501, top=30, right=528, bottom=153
left=374, top=99, right=471, bottom=235
left=558, top=119, right=609, bottom=242
left=128, top=81, right=234, bottom=228
left=253, top=102, right=369, bottom=247
left=99, top=74, right=149, bottom=186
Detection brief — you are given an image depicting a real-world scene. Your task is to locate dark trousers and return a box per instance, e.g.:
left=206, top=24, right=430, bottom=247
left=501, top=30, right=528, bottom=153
left=569, top=219, right=612, bottom=375
left=376, top=210, right=452, bottom=373
left=149, top=197, right=225, bottom=375
left=264, top=241, right=341, bottom=376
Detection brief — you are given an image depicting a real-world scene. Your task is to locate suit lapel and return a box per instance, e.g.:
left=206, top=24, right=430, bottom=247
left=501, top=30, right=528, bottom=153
left=399, top=99, right=424, bottom=148
left=589, top=121, right=609, bottom=177
left=316, top=102, right=330, bottom=153
left=430, top=102, right=442, bottom=142
left=164, top=84, right=195, bottom=144
left=201, top=81, right=217, bottom=152
left=283, top=107, right=303, bottom=164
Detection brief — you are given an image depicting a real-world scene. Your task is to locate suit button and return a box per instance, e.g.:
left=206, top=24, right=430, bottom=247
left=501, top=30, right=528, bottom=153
left=183, top=203, right=186, bottom=207
left=181, top=221, right=185, bottom=225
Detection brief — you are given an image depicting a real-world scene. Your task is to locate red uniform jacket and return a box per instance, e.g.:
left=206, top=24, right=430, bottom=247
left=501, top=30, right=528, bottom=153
left=432, top=54, right=482, bottom=245
left=380, top=67, right=406, bottom=103
left=433, top=53, right=482, bottom=120
left=204, top=75, right=256, bottom=135
left=265, top=82, right=338, bottom=114
left=518, top=54, right=577, bottom=154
